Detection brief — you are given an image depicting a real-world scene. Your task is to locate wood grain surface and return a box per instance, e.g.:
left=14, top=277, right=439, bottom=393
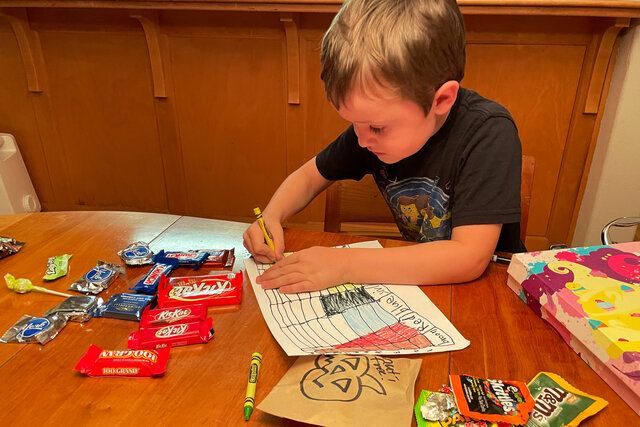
left=0, top=212, right=631, bottom=425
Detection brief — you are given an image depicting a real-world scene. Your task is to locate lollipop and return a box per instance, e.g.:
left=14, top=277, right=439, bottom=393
left=5, top=273, right=72, bottom=298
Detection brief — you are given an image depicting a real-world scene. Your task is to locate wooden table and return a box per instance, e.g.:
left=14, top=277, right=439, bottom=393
left=0, top=211, right=633, bottom=425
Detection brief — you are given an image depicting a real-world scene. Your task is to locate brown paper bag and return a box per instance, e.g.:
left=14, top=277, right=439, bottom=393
left=258, top=354, right=422, bottom=426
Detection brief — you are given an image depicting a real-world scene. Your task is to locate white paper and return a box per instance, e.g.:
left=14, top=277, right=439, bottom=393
left=244, top=240, right=470, bottom=356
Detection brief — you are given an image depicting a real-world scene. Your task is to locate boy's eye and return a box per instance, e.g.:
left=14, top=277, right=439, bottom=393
left=369, top=126, right=384, bottom=134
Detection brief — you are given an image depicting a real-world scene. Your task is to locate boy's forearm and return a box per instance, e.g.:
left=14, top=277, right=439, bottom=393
left=264, top=158, right=331, bottom=223
left=337, top=235, right=497, bottom=286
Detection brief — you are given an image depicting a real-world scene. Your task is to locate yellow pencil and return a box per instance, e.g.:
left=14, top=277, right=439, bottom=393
left=253, top=207, right=275, bottom=251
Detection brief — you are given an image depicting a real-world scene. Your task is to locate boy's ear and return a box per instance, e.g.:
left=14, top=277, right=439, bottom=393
left=431, top=80, right=460, bottom=115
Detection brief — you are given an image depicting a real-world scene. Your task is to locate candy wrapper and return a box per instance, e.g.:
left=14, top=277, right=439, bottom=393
left=191, top=248, right=235, bottom=268
left=450, top=374, right=535, bottom=425
left=128, top=317, right=214, bottom=349
left=43, top=254, right=72, bottom=281
left=0, top=237, right=25, bottom=260
left=157, top=271, right=242, bottom=308
left=414, top=390, right=511, bottom=427
left=140, top=304, right=208, bottom=326
left=153, top=250, right=208, bottom=270
left=118, top=241, right=154, bottom=266
left=130, top=259, right=179, bottom=294
left=0, top=314, right=67, bottom=345
left=68, top=260, right=125, bottom=295
left=75, top=344, right=169, bottom=377
left=44, top=295, right=102, bottom=322
left=95, top=293, right=155, bottom=321
left=526, top=372, right=608, bottom=427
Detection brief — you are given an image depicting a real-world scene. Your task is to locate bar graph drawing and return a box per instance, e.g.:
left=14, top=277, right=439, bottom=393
left=244, top=241, right=470, bottom=356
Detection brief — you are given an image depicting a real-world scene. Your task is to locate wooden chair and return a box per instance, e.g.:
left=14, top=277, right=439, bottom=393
left=324, top=155, right=536, bottom=244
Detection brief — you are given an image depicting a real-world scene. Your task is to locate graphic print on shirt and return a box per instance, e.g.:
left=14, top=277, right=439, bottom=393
left=382, top=177, right=451, bottom=242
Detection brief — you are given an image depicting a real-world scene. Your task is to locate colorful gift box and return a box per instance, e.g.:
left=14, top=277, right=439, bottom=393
left=506, top=241, right=640, bottom=415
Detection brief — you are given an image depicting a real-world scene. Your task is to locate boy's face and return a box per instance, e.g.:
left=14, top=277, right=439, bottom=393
left=336, top=84, right=439, bottom=164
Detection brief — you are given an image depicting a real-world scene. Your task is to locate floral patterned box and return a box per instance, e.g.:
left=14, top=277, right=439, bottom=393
left=506, top=242, right=640, bottom=415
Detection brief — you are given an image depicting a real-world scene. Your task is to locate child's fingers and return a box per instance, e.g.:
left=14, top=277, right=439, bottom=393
left=269, top=224, right=285, bottom=259
left=243, top=222, right=276, bottom=262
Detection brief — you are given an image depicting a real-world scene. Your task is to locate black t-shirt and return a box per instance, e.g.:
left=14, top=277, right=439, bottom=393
left=316, top=87, right=525, bottom=253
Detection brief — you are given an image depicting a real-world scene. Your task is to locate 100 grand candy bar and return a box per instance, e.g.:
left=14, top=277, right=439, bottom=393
left=157, top=271, right=243, bottom=308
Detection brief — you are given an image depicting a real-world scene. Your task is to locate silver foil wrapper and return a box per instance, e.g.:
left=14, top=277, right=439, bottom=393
left=0, top=314, right=67, bottom=345
left=117, top=241, right=154, bottom=266
left=0, top=236, right=26, bottom=260
left=44, top=295, right=103, bottom=322
left=420, top=392, right=457, bottom=421
left=68, top=260, right=125, bottom=295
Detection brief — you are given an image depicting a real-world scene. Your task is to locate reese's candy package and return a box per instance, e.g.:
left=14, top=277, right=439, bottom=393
left=450, top=374, right=535, bottom=425
left=156, top=271, right=243, bottom=308
left=69, top=260, right=125, bottom=295
left=526, top=372, right=608, bottom=427
left=43, top=254, right=72, bottom=281
left=128, top=317, right=214, bottom=350
left=130, top=258, right=179, bottom=294
left=118, top=241, right=154, bottom=266
left=44, top=295, right=102, bottom=322
left=75, top=344, right=169, bottom=377
left=0, top=236, right=25, bottom=260
left=153, top=250, right=209, bottom=270
left=140, top=304, right=208, bottom=326
left=95, top=293, right=155, bottom=321
left=0, top=314, right=67, bottom=345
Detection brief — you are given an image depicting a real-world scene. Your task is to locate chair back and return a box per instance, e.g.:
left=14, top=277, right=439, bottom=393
left=601, top=217, right=640, bottom=245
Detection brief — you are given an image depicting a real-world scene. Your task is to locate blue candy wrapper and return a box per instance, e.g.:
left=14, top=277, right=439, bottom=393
left=118, top=241, right=154, bottom=266
left=131, top=258, right=179, bottom=294
left=153, top=250, right=209, bottom=270
left=95, top=293, right=154, bottom=321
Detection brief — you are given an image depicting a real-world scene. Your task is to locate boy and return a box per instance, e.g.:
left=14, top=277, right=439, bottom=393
left=243, top=0, right=523, bottom=293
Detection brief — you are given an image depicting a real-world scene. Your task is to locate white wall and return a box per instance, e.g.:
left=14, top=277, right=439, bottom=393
left=572, top=21, right=640, bottom=247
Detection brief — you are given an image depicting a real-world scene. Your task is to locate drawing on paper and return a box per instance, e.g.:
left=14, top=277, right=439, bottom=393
left=300, top=355, right=387, bottom=402
left=244, top=241, right=469, bottom=356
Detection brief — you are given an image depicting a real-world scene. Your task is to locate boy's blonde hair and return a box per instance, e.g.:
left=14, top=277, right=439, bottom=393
left=321, top=0, right=465, bottom=114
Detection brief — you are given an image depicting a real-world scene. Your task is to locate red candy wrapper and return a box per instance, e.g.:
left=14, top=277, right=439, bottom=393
left=140, top=304, right=208, bottom=326
left=128, top=317, right=214, bottom=350
left=157, top=271, right=242, bottom=308
left=450, top=374, right=535, bottom=425
left=74, top=344, right=169, bottom=377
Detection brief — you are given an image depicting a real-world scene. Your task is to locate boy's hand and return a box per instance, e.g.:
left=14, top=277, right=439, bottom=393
left=242, top=218, right=284, bottom=263
left=256, top=246, right=346, bottom=293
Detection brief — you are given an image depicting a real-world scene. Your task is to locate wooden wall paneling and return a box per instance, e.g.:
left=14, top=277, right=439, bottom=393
left=279, top=12, right=300, bottom=105
left=1, top=8, right=41, bottom=92
left=464, top=15, right=599, bottom=250
left=286, top=13, right=352, bottom=227
left=584, top=18, right=630, bottom=113
left=165, top=11, right=288, bottom=223
left=568, top=30, right=624, bottom=245
left=0, top=7, right=72, bottom=211
left=547, top=18, right=627, bottom=247
left=29, top=8, right=169, bottom=212
left=132, top=10, right=188, bottom=215
left=464, top=44, right=585, bottom=243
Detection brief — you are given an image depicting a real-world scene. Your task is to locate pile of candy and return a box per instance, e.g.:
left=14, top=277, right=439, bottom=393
left=1, top=238, right=238, bottom=378
left=414, top=373, right=607, bottom=427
